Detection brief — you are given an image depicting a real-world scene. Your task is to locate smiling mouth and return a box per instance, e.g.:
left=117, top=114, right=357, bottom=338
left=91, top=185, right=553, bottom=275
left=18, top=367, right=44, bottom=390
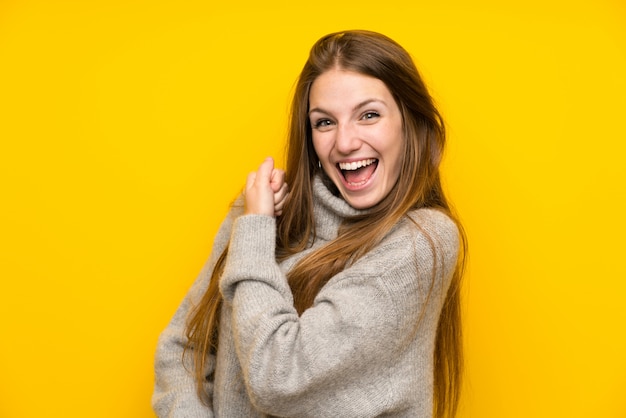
left=337, top=158, right=378, bottom=186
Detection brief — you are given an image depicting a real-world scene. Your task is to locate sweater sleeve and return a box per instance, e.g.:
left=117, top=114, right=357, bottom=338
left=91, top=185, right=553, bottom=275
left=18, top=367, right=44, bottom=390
left=152, top=198, right=243, bottom=418
left=219, top=210, right=459, bottom=417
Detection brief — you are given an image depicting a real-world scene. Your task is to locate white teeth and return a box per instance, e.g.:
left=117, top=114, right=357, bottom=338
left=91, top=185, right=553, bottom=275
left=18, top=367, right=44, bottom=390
left=338, top=159, right=376, bottom=171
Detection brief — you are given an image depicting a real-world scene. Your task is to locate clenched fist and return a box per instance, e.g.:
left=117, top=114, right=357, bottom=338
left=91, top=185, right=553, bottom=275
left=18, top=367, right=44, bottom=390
left=244, top=157, right=289, bottom=217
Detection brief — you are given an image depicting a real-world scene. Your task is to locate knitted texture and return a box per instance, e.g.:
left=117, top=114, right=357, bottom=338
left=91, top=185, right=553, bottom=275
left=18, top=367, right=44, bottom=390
left=153, top=176, right=459, bottom=417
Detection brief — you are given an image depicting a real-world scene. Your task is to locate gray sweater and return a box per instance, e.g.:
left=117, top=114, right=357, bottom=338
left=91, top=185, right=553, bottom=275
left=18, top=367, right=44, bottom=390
left=153, top=176, right=459, bottom=417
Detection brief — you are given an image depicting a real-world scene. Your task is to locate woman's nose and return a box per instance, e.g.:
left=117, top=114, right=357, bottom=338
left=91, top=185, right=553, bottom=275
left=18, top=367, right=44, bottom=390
left=334, top=124, right=362, bottom=155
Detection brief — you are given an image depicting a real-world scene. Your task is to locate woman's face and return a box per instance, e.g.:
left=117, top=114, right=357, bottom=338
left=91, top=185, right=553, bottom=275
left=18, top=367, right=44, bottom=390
left=309, top=68, right=404, bottom=210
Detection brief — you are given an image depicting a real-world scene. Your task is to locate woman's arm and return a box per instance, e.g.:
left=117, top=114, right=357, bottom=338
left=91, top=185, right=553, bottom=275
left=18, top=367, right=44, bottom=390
left=153, top=157, right=287, bottom=417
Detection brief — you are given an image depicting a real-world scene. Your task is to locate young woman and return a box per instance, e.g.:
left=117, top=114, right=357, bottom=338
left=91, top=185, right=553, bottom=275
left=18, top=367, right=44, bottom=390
left=153, top=30, right=466, bottom=418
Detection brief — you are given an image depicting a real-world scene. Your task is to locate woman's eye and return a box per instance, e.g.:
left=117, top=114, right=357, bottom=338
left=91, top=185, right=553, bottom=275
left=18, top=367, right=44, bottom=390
left=361, top=111, right=380, bottom=121
left=313, top=119, right=333, bottom=129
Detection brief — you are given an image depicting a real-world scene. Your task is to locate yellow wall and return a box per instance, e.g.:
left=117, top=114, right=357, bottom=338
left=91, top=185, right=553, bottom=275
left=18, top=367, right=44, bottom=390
left=1, top=1, right=625, bottom=417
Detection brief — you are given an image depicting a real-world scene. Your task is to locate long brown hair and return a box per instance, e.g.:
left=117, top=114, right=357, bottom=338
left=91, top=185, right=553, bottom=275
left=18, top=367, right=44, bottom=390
left=185, top=30, right=467, bottom=418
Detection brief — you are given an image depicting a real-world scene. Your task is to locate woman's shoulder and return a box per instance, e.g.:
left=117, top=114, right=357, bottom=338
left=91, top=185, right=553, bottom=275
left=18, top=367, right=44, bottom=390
left=373, top=208, right=460, bottom=269
left=392, top=207, right=459, bottom=246
left=339, top=208, right=459, bottom=302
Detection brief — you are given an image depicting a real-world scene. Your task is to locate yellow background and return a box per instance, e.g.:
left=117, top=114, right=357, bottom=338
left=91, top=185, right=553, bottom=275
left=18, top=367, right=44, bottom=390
left=1, top=0, right=625, bottom=417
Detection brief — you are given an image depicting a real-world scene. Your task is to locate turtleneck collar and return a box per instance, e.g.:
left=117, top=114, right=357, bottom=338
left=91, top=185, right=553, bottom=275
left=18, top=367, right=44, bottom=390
left=312, top=175, right=366, bottom=241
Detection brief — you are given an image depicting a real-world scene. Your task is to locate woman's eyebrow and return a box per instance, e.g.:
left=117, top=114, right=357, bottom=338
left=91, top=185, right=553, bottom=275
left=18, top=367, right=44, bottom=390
left=309, top=99, right=386, bottom=116
left=352, top=99, right=385, bottom=112
left=308, top=106, right=328, bottom=116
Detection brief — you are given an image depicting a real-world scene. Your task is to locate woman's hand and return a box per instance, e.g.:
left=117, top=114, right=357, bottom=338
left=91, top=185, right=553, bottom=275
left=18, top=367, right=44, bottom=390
left=244, top=157, right=289, bottom=217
